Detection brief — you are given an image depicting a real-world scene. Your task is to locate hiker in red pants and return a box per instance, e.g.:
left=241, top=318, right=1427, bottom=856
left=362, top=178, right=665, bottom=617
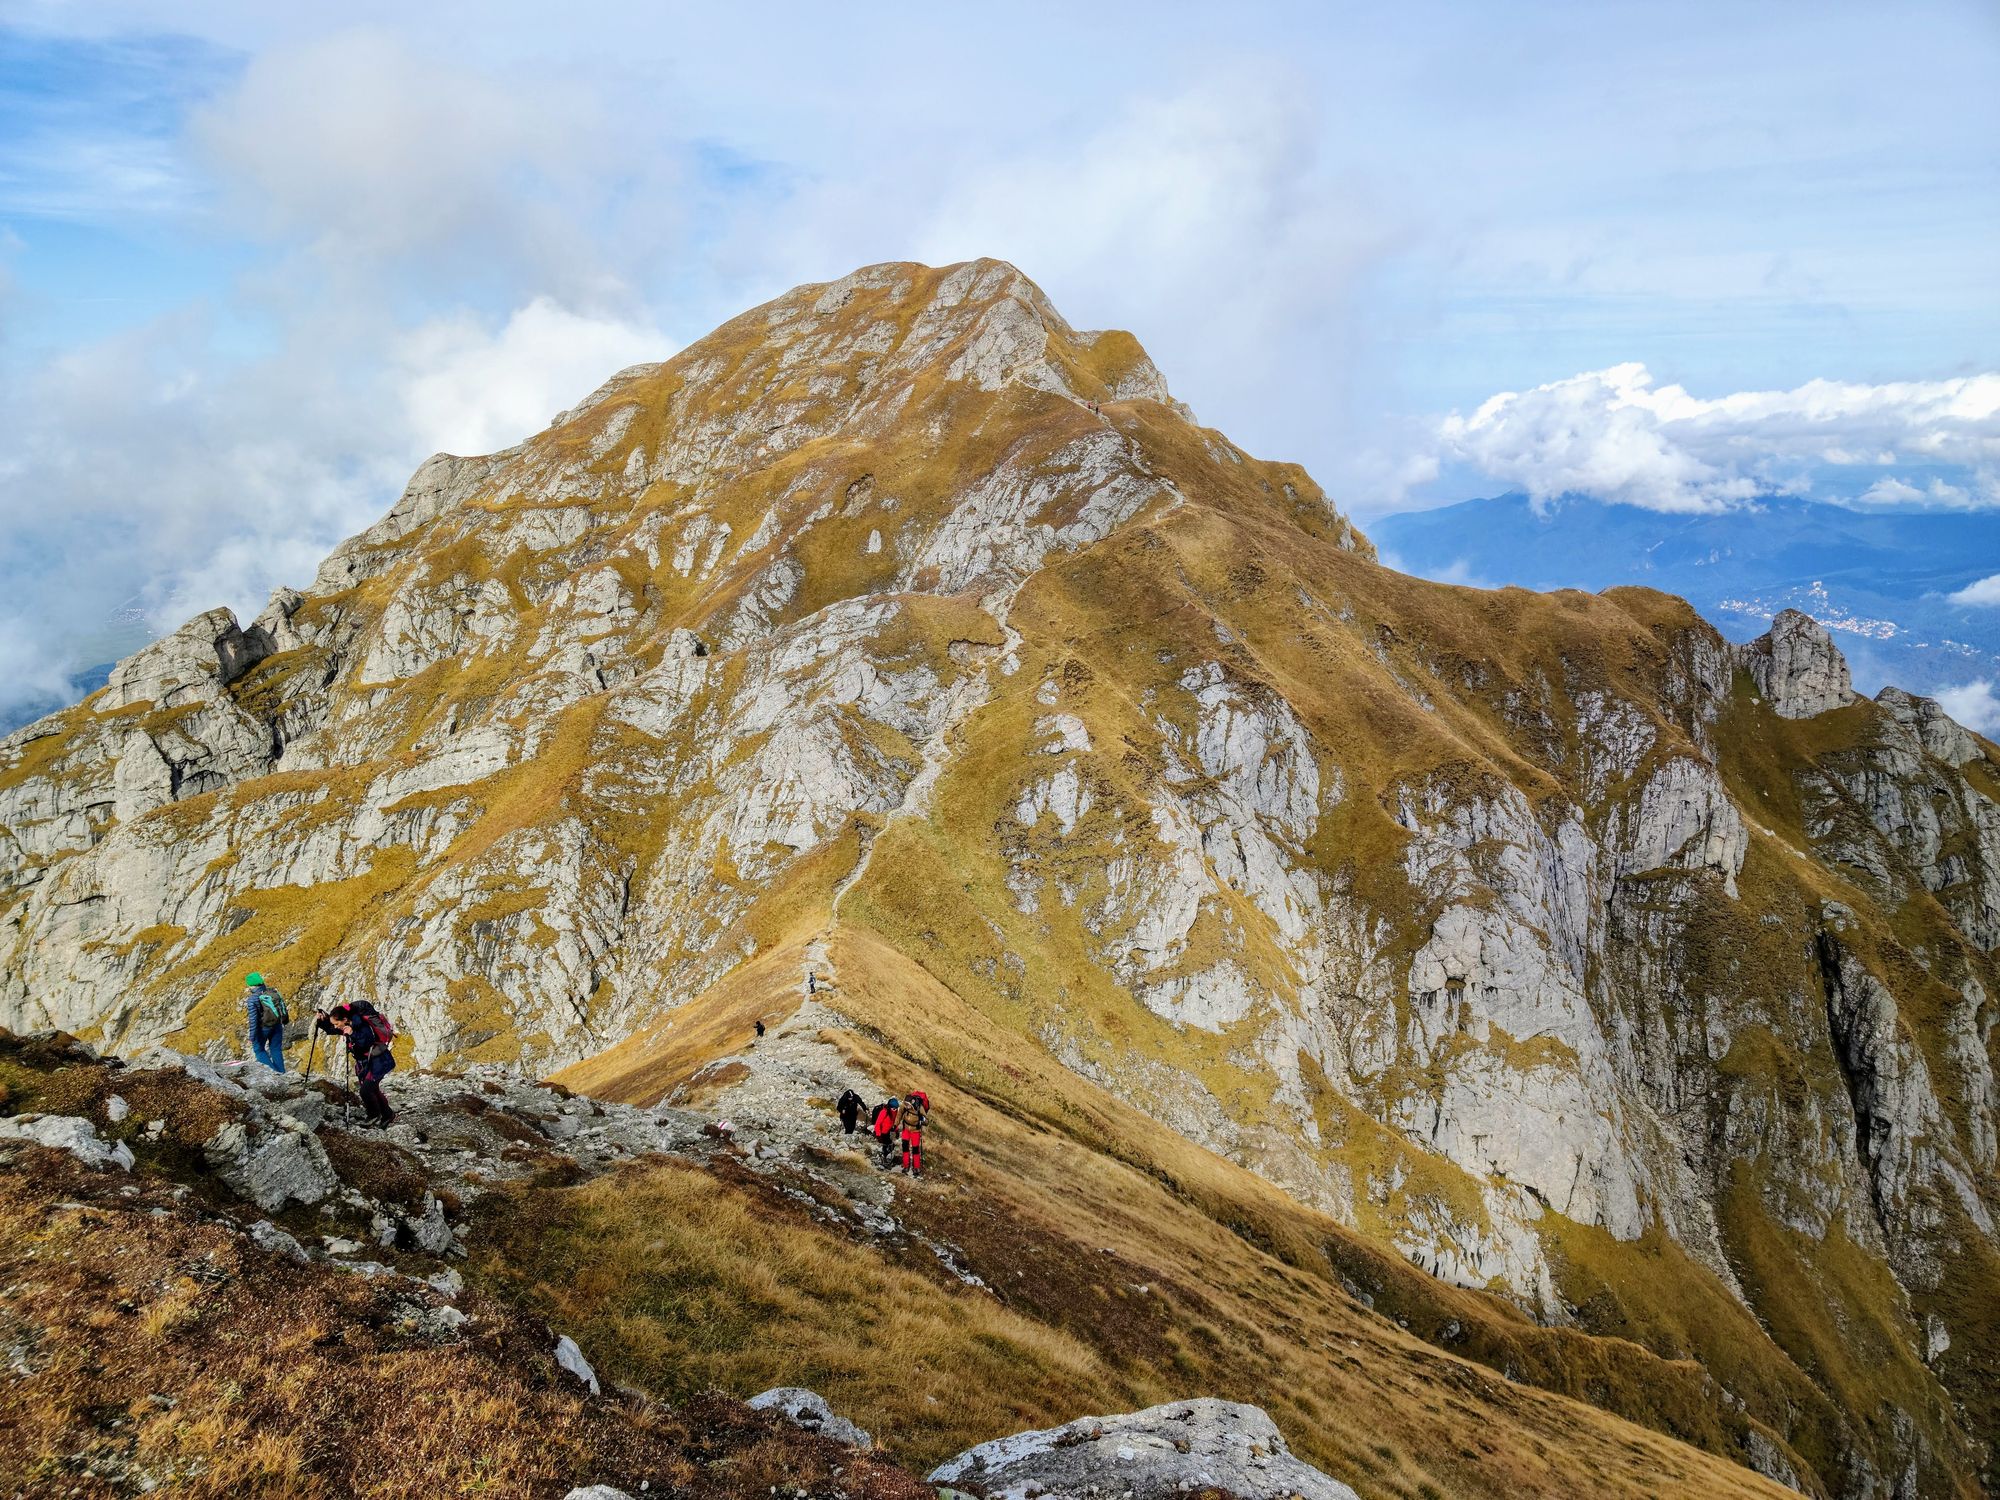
left=872, top=1097, right=900, bottom=1169
left=898, top=1090, right=929, bottom=1175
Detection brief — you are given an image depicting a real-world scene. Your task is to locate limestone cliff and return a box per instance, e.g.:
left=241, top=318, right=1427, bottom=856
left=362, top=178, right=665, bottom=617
left=2, top=260, right=1995, bottom=1497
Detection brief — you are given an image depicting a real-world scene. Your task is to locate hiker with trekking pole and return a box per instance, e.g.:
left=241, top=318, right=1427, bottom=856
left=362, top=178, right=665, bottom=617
left=314, top=999, right=399, bottom=1128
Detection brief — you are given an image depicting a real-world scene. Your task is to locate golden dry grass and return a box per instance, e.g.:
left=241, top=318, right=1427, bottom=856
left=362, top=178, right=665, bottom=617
left=557, top=931, right=1801, bottom=1500
left=0, top=1107, right=935, bottom=1500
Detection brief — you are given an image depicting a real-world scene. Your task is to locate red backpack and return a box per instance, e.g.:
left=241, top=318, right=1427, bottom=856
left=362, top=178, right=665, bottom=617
left=363, top=1010, right=395, bottom=1048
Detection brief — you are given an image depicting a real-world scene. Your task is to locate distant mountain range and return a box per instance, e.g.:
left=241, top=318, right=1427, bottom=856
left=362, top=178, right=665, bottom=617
left=1371, top=494, right=2000, bottom=699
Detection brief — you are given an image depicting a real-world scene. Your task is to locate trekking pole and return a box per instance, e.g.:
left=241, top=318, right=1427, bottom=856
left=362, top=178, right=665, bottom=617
left=303, top=1026, right=320, bottom=1086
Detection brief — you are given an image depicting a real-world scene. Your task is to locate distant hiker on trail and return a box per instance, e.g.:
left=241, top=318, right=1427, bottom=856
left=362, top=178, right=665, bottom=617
left=898, top=1090, right=929, bottom=1176
left=836, top=1087, right=864, bottom=1135
left=316, top=1000, right=397, bottom=1127
left=872, top=1097, right=900, bottom=1168
left=805, top=970, right=818, bottom=996
left=243, top=971, right=288, bottom=1074
left=754, top=1018, right=767, bottom=1039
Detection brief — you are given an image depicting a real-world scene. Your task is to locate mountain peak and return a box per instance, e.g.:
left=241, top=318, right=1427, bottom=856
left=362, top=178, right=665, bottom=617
left=4, top=265, right=1994, bottom=1498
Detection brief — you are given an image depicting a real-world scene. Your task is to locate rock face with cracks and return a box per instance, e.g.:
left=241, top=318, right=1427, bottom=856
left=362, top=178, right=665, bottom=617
left=2, top=259, right=1997, bottom=1498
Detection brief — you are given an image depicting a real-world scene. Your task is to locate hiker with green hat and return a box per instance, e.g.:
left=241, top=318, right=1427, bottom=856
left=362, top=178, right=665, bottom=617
left=244, top=971, right=289, bottom=1073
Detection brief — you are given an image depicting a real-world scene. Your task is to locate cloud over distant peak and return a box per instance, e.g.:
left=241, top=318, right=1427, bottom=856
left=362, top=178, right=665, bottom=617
left=1438, top=364, right=2000, bottom=514
left=1951, top=574, right=2000, bottom=608
left=1937, top=680, right=2000, bottom=735
left=398, top=299, right=668, bottom=459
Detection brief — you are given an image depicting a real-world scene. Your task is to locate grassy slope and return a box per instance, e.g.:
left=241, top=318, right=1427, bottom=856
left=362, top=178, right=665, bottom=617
left=560, top=930, right=1797, bottom=1499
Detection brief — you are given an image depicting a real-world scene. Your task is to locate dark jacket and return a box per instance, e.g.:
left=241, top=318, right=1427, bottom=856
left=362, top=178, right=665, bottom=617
left=316, top=1000, right=391, bottom=1062
left=836, top=1089, right=864, bottom=1122
left=245, top=985, right=283, bottom=1040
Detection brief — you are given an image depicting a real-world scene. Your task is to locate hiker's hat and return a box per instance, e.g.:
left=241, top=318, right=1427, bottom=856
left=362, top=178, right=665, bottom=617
left=246, top=971, right=264, bottom=986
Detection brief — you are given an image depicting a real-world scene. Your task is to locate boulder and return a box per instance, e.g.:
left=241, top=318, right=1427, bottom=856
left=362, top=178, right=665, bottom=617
left=747, top=1386, right=873, bottom=1450
left=0, top=1113, right=135, bottom=1171
left=203, top=1115, right=339, bottom=1212
left=562, top=1489, right=634, bottom=1500
left=249, top=1219, right=311, bottom=1263
left=928, top=1399, right=1357, bottom=1500
left=554, top=1333, right=600, bottom=1395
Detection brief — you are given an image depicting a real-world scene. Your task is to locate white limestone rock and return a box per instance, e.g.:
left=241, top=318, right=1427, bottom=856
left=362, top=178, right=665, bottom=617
left=746, top=1386, right=874, bottom=1451
left=99, top=607, right=273, bottom=712
left=203, top=1115, right=340, bottom=1213
left=0, top=1113, right=135, bottom=1171
left=929, top=1399, right=1356, bottom=1500
left=554, top=1333, right=600, bottom=1395
left=249, top=1218, right=311, bottom=1263
left=1735, top=610, right=1858, bottom=719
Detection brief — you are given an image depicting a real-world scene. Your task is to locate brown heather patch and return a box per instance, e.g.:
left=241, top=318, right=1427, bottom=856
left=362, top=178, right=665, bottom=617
left=0, top=1128, right=933, bottom=1499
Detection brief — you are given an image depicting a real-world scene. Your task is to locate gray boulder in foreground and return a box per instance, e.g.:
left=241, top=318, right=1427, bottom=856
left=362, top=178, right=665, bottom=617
left=928, top=1398, right=1356, bottom=1500
left=747, top=1385, right=873, bottom=1450
left=0, top=1113, right=135, bottom=1171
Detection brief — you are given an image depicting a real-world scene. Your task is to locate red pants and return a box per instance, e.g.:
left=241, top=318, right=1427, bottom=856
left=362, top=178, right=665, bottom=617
left=900, top=1127, right=922, bottom=1173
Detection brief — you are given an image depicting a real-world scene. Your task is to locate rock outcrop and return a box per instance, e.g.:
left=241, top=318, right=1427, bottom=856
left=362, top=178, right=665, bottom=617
left=929, top=1399, right=1358, bottom=1500
left=1734, top=608, right=1858, bottom=718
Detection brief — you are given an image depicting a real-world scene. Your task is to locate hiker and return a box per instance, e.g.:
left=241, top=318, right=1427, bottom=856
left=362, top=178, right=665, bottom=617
left=836, top=1087, right=864, bottom=1135
left=805, top=970, right=816, bottom=996
left=898, top=1091, right=928, bottom=1176
left=243, top=971, right=289, bottom=1073
left=315, top=1000, right=398, bottom=1127
left=872, top=1097, right=900, bottom=1168
left=755, top=1018, right=767, bottom=1039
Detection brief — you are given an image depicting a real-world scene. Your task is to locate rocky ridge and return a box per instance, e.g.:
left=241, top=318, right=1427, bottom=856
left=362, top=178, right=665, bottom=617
left=0, top=1025, right=1376, bottom=1500
left=1, top=260, right=1996, bottom=1496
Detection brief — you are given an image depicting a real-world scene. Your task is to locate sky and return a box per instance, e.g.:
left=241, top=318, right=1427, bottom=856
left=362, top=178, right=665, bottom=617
left=1, top=1, right=1998, bottom=721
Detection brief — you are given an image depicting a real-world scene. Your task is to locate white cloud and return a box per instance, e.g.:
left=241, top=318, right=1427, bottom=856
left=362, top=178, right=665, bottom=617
left=1937, top=680, right=2000, bottom=735
left=191, top=31, right=589, bottom=281
left=1439, top=364, right=2000, bottom=513
left=1950, top=574, right=2000, bottom=607
left=0, top=618, right=88, bottom=725
left=398, top=299, right=668, bottom=457
left=905, top=71, right=1399, bottom=461
left=0, top=30, right=690, bottom=725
